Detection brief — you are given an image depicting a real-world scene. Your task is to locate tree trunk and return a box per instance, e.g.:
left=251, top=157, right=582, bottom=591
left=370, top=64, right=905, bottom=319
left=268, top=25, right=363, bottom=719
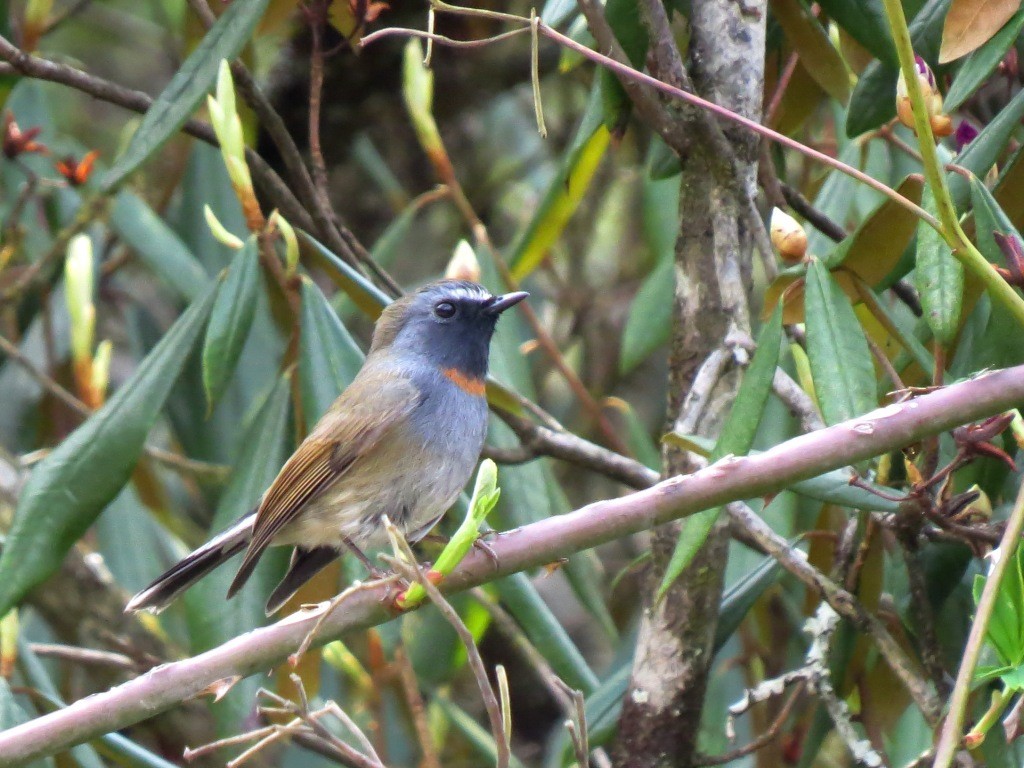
left=614, top=1, right=765, bottom=765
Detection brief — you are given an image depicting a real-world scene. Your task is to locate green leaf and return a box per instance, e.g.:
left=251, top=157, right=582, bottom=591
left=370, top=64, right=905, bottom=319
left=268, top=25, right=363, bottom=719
left=508, top=85, right=610, bottom=279
left=657, top=304, right=783, bottom=599
left=298, top=276, right=365, bottom=429
left=915, top=186, right=963, bottom=345
left=948, top=86, right=1024, bottom=208
left=495, top=572, right=598, bottom=695
left=109, top=191, right=209, bottom=301
left=817, top=0, right=896, bottom=66
left=945, top=7, right=1024, bottom=110
left=202, top=239, right=260, bottom=409
left=184, top=374, right=291, bottom=733
left=299, top=230, right=391, bottom=318
left=102, top=0, right=271, bottom=190
left=804, top=259, right=877, bottom=425
left=0, top=285, right=217, bottom=616
left=771, top=0, right=851, bottom=102
left=620, top=258, right=673, bottom=374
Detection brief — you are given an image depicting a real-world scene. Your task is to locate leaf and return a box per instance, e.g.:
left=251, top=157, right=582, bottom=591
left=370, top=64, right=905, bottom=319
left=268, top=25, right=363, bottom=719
left=203, top=239, right=260, bottom=409
left=620, top=258, right=673, bottom=374
left=184, top=375, right=291, bottom=733
left=915, top=186, right=964, bottom=345
left=298, top=276, right=365, bottom=430
left=0, top=286, right=216, bottom=616
left=826, top=175, right=924, bottom=287
left=949, top=86, right=1024, bottom=208
left=657, top=304, right=783, bottom=599
left=495, top=573, right=599, bottom=694
left=509, top=87, right=610, bottom=279
left=940, top=0, right=1019, bottom=62
left=298, top=230, right=391, bottom=318
left=102, top=0, right=271, bottom=190
left=804, top=259, right=877, bottom=425
left=945, top=7, right=1024, bottom=110
left=770, top=0, right=851, bottom=102
left=109, top=191, right=209, bottom=301
left=816, top=0, right=897, bottom=65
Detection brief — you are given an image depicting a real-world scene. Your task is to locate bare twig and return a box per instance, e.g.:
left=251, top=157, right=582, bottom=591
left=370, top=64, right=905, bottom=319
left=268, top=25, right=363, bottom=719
left=383, top=527, right=511, bottom=768
left=28, top=643, right=140, bottom=672
left=697, top=681, right=805, bottom=767
left=394, top=646, right=441, bottom=768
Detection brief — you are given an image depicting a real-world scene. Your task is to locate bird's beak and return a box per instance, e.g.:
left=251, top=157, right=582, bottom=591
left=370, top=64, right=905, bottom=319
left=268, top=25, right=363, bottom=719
left=485, top=291, right=529, bottom=315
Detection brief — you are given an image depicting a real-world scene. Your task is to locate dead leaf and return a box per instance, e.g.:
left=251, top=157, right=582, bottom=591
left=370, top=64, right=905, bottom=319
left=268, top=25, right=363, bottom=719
left=940, top=0, right=1020, bottom=63
left=194, top=675, right=242, bottom=702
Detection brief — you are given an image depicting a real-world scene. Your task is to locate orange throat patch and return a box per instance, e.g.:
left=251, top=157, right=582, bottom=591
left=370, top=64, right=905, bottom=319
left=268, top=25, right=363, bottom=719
left=443, top=367, right=487, bottom=397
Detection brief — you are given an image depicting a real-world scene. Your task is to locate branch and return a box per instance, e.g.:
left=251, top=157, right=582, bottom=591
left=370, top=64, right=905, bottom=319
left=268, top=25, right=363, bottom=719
left=1, top=365, right=1022, bottom=763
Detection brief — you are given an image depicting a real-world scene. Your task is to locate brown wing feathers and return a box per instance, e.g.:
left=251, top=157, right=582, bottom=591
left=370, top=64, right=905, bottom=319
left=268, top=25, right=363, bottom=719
left=226, top=373, right=419, bottom=598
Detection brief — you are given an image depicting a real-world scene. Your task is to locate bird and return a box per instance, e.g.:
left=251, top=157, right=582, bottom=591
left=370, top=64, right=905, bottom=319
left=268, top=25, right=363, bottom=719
left=126, top=279, right=527, bottom=616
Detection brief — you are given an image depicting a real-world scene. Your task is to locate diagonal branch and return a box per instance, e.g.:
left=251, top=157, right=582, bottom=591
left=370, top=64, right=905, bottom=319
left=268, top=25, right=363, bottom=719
left=0, top=365, right=1021, bottom=764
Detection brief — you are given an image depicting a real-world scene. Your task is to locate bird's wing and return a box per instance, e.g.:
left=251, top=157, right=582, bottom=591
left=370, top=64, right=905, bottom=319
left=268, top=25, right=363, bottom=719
left=227, top=370, right=421, bottom=597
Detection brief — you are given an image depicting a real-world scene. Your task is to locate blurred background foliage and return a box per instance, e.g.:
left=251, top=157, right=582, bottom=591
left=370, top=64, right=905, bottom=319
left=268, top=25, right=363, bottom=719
left=0, top=0, right=1022, bottom=766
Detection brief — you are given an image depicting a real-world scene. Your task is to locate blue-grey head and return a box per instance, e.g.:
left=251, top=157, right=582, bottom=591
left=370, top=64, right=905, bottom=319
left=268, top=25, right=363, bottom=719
left=370, top=280, right=528, bottom=379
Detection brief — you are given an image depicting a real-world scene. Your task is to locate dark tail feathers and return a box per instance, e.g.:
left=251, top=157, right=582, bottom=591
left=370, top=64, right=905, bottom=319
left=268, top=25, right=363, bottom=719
left=125, top=514, right=254, bottom=614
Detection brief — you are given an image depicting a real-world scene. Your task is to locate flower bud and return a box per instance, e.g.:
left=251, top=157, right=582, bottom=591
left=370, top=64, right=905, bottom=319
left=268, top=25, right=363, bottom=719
left=65, top=234, right=95, bottom=366
left=896, top=55, right=951, bottom=139
left=770, top=208, right=808, bottom=262
left=445, top=240, right=481, bottom=282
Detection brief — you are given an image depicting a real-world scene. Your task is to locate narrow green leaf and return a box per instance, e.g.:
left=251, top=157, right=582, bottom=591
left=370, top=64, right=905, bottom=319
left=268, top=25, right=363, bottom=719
left=495, top=572, right=599, bottom=695
left=915, top=186, right=963, bottom=345
left=110, top=191, right=209, bottom=301
left=657, top=304, right=783, bottom=600
left=298, top=230, right=391, bottom=318
left=102, top=0, right=271, bottom=190
left=948, top=86, right=1024, bottom=208
left=817, top=0, right=896, bottom=65
left=945, top=8, right=1024, bottom=111
left=184, top=374, right=291, bottom=733
left=202, top=239, right=260, bottom=409
left=508, top=84, right=610, bottom=279
left=804, top=259, right=877, bottom=425
left=0, top=678, right=54, bottom=768
left=0, top=285, right=217, bottom=616
left=298, top=276, right=365, bottom=429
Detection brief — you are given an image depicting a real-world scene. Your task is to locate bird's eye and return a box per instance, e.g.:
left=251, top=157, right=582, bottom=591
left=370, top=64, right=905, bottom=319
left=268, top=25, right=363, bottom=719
left=434, top=301, right=457, bottom=319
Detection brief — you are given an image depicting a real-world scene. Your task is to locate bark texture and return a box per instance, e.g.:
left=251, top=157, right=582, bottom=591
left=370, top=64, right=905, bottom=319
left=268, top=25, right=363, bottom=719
left=614, top=1, right=766, bottom=765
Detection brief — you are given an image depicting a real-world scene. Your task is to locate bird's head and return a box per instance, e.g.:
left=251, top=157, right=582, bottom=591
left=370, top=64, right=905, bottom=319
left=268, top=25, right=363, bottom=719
left=369, top=280, right=528, bottom=380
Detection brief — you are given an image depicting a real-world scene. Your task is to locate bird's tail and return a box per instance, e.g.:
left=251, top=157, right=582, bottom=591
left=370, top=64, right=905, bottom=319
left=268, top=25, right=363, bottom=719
left=125, top=513, right=255, bottom=614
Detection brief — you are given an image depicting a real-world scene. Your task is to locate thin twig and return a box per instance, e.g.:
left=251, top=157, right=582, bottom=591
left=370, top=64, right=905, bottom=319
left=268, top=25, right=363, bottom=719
left=383, top=529, right=511, bottom=768
left=697, top=681, right=805, bottom=767
left=394, top=646, right=441, bottom=768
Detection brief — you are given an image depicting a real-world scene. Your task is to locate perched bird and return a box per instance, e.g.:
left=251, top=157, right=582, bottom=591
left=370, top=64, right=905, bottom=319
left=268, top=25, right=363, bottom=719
left=127, top=280, right=527, bottom=616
